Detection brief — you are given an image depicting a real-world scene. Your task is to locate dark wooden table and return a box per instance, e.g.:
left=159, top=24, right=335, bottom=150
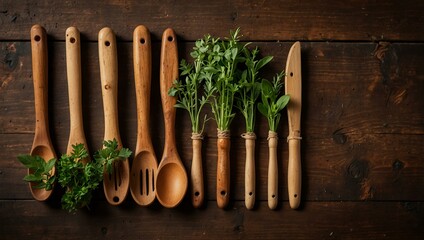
left=1, top=0, right=423, bottom=239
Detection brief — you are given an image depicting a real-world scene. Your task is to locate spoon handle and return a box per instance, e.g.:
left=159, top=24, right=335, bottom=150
left=99, top=27, right=121, bottom=144
left=160, top=28, right=178, bottom=155
left=65, top=27, right=88, bottom=155
left=133, top=25, right=153, bottom=154
left=30, top=25, right=50, bottom=144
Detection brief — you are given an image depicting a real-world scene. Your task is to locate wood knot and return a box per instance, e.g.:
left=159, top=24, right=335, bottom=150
left=373, top=42, right=390, bottom=62
left=347, top=159, right=369, bottom=182
left=332, top=129, right=347, bottom=144
left=392, top=159, right=404, bottom=171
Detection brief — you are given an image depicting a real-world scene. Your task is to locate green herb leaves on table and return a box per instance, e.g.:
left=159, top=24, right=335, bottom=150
left=17, top=155, right=56, bottom=191
left=18, top=139, right=132, bottom=212
left=94, top=139, right=132, bottom=175
left=57, top=143, right=101, bottom=212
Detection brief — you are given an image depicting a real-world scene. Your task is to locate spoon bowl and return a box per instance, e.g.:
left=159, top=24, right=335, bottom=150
left=156, top=162, right=187, bottom=207
left=29, top=145, right=55, bottom=200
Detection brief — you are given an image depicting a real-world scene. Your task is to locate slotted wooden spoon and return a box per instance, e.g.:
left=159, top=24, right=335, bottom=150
left=65, top=26, right=90, bottom=159
left=130, top=25, right=158, bottom=206
left=29, top=24, right=56, bottom=201
left=98, top=27, right=130, bottom=205
left=156, top=28, right=188, bottom=208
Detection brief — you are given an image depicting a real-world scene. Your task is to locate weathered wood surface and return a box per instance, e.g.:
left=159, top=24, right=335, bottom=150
left=1, top=0, right=424, bottom=41
left=0, top=201, right=423, bottom=240
left=1, top=0, right=424, bottom=239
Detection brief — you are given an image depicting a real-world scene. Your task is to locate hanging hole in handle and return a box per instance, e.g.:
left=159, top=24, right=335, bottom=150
left=290, top=72, right=294, bottom=77
left=140, top=38, right=145, bottom=44
left=249, top=192, right=253, bottom=196
left=167, top=36, right=173, bottom=42
left=220, top=190, right=227, bottom=196
left=113, top=196, right=120, bottom=203
left=272, top=194, right=276, bottom=198
left=34, top=35, right=41, bottom=42
left=294, top=194, right=298, bottom=198
left=105, top=41, right=110, bottom=47
left=194, top=191, right=200, bottom=197
left=70, top=37, right=76, bottom=44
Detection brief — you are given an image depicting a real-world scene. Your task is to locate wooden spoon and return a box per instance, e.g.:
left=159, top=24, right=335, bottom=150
left=98, top=27, right=130, bottom=205
left=29, top=24, right=56, bottom=201
left=156, top=28, right=188, bottom=208
left=130, top=25, right=158, bottom=206
left=65, top=27, right=89, bottom=159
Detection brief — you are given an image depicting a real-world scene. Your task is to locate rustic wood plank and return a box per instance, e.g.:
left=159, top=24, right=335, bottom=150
left=1, top=0, right=424, bottom=41
left=2, top=132, right=423, bottom=201
left=0, top=200, right=423, bottom=239
left=1, top=41, right=423, bottom=137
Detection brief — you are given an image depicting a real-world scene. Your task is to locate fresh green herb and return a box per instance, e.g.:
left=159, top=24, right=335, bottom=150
left=57, top=144, right=102, bottom=212
left=237, top=47, right=273, bottom=132
left=94, top=139, right=132, bottom=174
left=168, top=35, right=215, bottom=134
left=258, top=72, right=290, bottom=132
left=17, top=154, right=56, bottom=191
left=204, top=28, right=247, bottom=131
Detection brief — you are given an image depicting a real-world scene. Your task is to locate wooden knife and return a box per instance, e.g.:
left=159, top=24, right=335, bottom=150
left=285, top=41, right=302, bottom=209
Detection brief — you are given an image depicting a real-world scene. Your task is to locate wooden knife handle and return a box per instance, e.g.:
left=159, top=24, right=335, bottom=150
left=30, top=25, right=49, bottom=139
left=99, top=27, right=121, bottom=144
left=133, top=25, right=153, bottom=153
left=160, top=28, right=178, bottom=155
left=288, top=138, right=301, bottom=209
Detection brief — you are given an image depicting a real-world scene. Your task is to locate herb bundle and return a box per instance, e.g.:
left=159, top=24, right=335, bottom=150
left=257, top=72, right=290, bottom=209
left=202, top=28, right=247, bottom=208
left=236, top=47, right=273, bottom=210
left=168, top=35, right=215, bottom=207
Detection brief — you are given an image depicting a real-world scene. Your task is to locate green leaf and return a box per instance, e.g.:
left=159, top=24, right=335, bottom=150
left=17, top=155, right=36, bottom=168
left=118, top=148, right=132, bottom=159
left=256, top=56, right=273, bottom=70
left=261, top=80, right=273, bottom=97
left=45, top=158, right=56, bottom=172
left=168, top=87, right=178, bottom=97
left=257, top=103, right=268, bottom=117
left=276, top=95, right=290, bottom=111
left=23, top=174, right=43, bottom=182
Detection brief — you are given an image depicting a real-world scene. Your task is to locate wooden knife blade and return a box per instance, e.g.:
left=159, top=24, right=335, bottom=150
left=285, top=41, right=302, bottom=209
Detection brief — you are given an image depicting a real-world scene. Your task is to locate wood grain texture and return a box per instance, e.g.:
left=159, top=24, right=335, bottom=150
left=0, top=200, right=423, bottom=240
left=1, top=0, right=424, bottom=41
left=1, top=0, right=424, bottom=238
